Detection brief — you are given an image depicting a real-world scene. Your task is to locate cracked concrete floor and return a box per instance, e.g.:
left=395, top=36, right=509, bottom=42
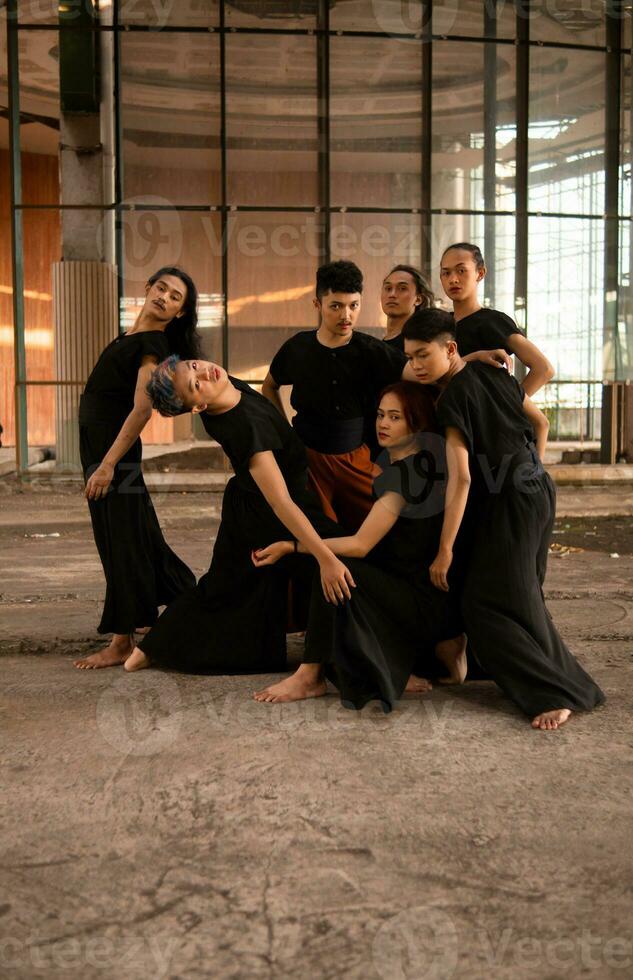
left=1, top=488, right=632, bottom=979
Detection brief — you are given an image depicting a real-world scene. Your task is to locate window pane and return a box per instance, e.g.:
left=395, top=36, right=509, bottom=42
left=329, top=213, right=423, bottom=331
left=330, top=37, right=422, bottom=209
left=226, top=35, right=318, bottom=207
left=119, top=0, right=219, bottom=27
left=432, top=41, right=516, bottom=212
left=22, top=209, right=60, bottom=384
left=529, top=48, right=605, bottom=216
left=17, top=30, right=60, bottom=205
left=431, top=213, right=515, bottom=318
left=120, top=34, right=221, bottom=206
left=433, top=0, right=515, bottom=39
left=621, top=54, right=631, bottom=218
left=618, top=219, right=633, bottom=381
left=121, top=208, right=223, bottom=366
left=227, top=212, right=324, bottom=379
left=529, top=1, right=606, bottom=47
left=225, top=0, right=315, bottom=30
left=330, top=0, right=423, bottom=33
left=16, top=1, right=65, bottom=23
left=528, top=216, right=604, bottom=383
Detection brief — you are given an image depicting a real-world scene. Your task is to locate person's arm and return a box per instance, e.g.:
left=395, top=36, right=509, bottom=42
left=401, top=361, right=418, bottom=383
left=261, top=371, right=286, bottom=417
left=462, top=349, right=512, bottom=371
left=506, top=334, right=554, bottom=396
left=85, top=355, right=157, bottom=501
left=429, top=427, right=471, bottom=592
left=253, top=492, right=403, bottom=565
left=248, top=450, right=356, bottom=604
left=522, top=395, right=550, bottom=461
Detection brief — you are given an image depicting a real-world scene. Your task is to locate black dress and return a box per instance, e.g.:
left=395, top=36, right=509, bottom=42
left=455, top=308, right=524, bottom=357
left=79, top=331, right=195, bottom=635
left=303, top=437, right=463, bottom=712
left=139, top=380, right=343, bottom=674
left=437, top=362, right=605, bottom=717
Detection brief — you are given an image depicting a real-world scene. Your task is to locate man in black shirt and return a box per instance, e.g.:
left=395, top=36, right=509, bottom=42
left=401, top=308, right=604, bottom=730
left=262, top=261, right=413, bottom=529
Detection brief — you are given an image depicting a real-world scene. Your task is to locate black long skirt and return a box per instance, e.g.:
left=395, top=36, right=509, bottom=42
left=304, top=557, right=463, bottom=712
left=462, top=470, right=605, bottom=717
left=139, top=476, right=343, bottom=674
left=80, top=423, right=196, bottom=635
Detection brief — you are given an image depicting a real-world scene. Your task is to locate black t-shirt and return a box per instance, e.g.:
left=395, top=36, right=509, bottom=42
left=269, top=329, right=406, bottom=424
left=436, top=362, right=534, bottom=492
left=455, top=308, right=524, bottom=357
left=200, top=378, right=308, bottom=493
left=368, top=440, right=447, bottom=575
left=82, top=330, right=169, bottom=416
left=383, top=333, right=405, bottom=353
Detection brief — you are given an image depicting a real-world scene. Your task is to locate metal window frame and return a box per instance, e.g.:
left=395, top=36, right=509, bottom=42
left=6, top=0, right=631, bottom=474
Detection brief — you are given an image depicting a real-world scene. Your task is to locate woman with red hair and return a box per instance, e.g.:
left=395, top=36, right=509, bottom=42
left=252, top=381, right=466, bottom=710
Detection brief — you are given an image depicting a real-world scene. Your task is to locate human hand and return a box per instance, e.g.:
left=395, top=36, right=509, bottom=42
left=471, top=348, right=512, bottom=371
left=319, top=554, right=356, bottom=604
left=251, top=541, right=294, bottom=567
left=85, top=461, right=114, bottom=500
left=430, top=548, right=453, bottom=592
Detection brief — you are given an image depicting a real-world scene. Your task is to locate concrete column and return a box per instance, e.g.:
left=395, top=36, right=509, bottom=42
left=53, top=262, right=118, bottom=470
left=54, top=23, right=117, bottom=469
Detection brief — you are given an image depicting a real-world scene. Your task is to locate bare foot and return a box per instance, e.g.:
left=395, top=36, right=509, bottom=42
left=123, top=647, right=151, bottom=672
left=405, top=674, right=433, bottom=693
left=254, top=665, right=326, bottom=704
left=531, top=708, right=571, bottom=731
left=73, top=634, right=133, bottom=670
left=435, top=634, right=467, bottom=685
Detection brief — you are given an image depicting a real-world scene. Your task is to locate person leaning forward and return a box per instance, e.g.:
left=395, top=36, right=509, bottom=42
left=262, top=260, right=416, bottom=531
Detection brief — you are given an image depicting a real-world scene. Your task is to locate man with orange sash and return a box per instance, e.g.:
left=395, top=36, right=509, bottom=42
left=262, top=261, right=412, bottom=530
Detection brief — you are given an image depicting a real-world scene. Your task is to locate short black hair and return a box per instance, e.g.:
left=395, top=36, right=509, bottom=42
left=441, top=242, right=485, bottom=272
left=316, top=260, right=363, bottom=300
left=402, top=308, right=456, bottom=345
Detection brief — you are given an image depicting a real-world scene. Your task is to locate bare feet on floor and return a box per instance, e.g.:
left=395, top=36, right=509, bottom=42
left=73, top=634, right=134, bottom=670
left=123, top=647, right=151, bottom=672
left=254, top=665, right=327, bottom=704
left=531, top=708, right=571, bottom=731
left=435, top=634, right=468, bottom=685
left=405, top=674, right=433, bottom=693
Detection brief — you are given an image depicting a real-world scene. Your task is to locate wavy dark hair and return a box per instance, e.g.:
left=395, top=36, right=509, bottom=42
left=386, top=264, right=435, bottom=308
left=379, top=381, right=439, bottom=435
left=148, top=266, right=202, bottom=359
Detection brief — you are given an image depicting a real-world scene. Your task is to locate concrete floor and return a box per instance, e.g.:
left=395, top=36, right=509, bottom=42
left=1, top=486, right=632, bottom=979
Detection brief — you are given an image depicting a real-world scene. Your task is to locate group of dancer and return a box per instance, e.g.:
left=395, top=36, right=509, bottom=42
left=73, top=246, right=605, bottom=731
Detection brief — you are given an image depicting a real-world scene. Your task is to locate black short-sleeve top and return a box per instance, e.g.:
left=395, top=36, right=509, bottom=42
left=200, top=378, right=308, bottom=493
left=269, top=329, right=406, bottom=426
left=436, top=362, right=534, bottom=491
left=455, top=308, right=524, bottom=357
left=368, top=439, right=448, bottom=575
left=80, top=330, right=169, bottom=424
left=383, top=333, right=405, bottom=353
